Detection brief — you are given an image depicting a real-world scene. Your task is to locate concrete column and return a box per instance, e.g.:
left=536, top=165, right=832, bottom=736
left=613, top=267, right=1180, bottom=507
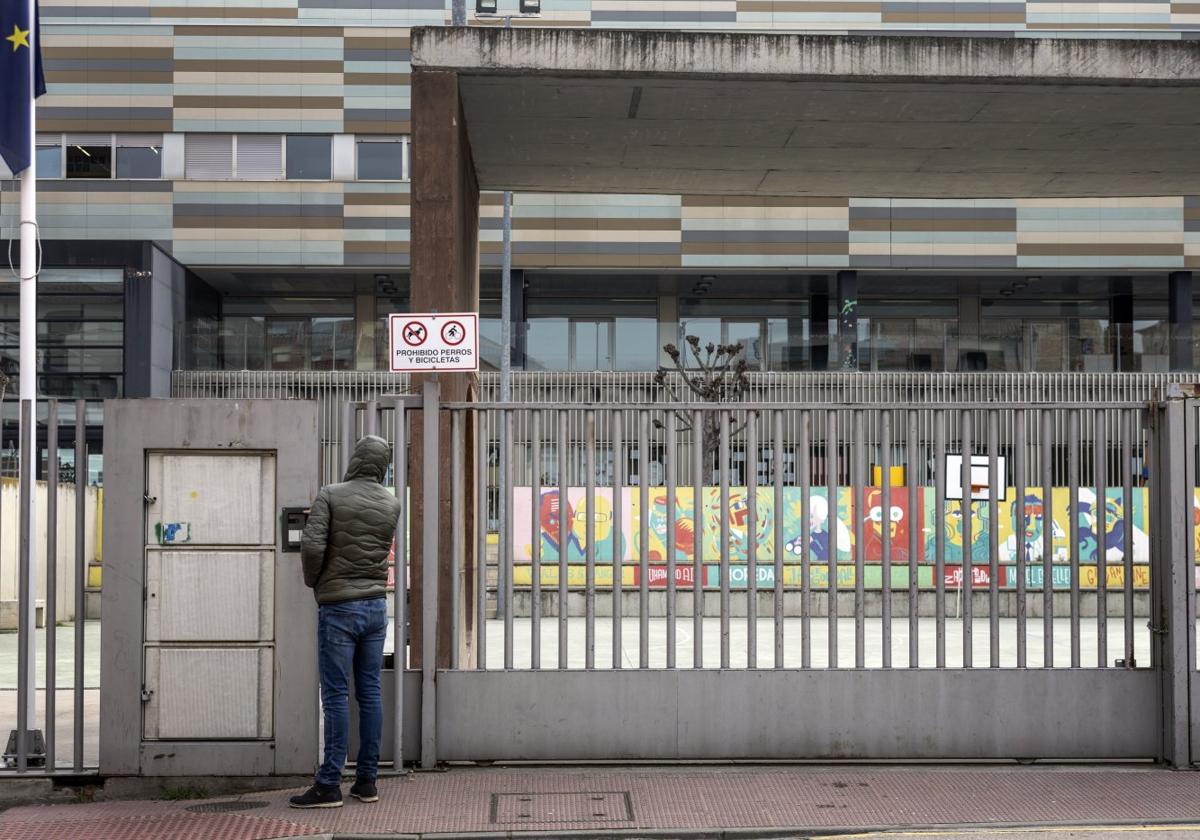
left=810, top=278, right=829, bottom=371
left=125, top=245, right=184, bottom=398
left=1169, top=271, right=1193, bottom=371
left=657, top=292, right=679, bottom=367
left=1112, top=277, right=1133, bottom=372
left=354, top=291, right=376, bottom=370
left=410, top=69, right=481, bottom=669
left=510, top=269, right=526, bottom=370
left=836, top=270, right=858, bottom=371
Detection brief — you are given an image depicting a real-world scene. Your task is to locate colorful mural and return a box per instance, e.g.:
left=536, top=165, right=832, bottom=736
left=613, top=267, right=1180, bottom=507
left=507, top=563, right=1155, bottom=591
left=512, top=486, right=1154, bottom=568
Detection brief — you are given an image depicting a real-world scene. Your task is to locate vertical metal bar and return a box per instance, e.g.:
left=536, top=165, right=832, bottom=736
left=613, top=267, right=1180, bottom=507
left=502, top=408, right=514, bottom=670
left=392, top=399, right=408, bottom=766
left=1123, top=409, right=1135, bottom=666
left=774, top=410, right=785, bottom=670
left=747, top=411, right=758, bottom=669
left=366, top=399, right=379, bottom=437
left=585, top=409, right=597, bottom=670
left=1042, top=408, right=1055, bottom=668
left=476, top=408, right=487, bottom=671
left=881, top=410, right=892, bottom=669
left=1096, top=409, right=1107, bottom=669
left=693, top=409, right=704, bottom=669
left=44, top=400, right=57, bottom=771
left=530, top=410, right=541, bottom=670
left=1015, top=409, right=1028, bottom=669
left=340, top=401, right=354, bottom=479
left=420, top=380, right=439, bottom=769
left=450, top=410, right=462, bottom=671
left=559, top=410, right=570, bottom=670
left=907, top=409, right=919, bottom=669
left=612, top=410, right=624, bottom=670
left=16, top=399, right=32, bottom=772
left=935, top=409, right=946, bottom=669
left=828, top=409, right=840, bottom=668
left=665, top=411, right=677, bottom=670
left=1069, top=410, right=1081, bottom=668
left=853, top=410, right=865, bottom=669
left=638, top=410, right=649, bottom=669
left=800, top=410, right=812, bottom=670
left=960, top=409, right=973, bottom=668
left=988, top=410, right=1000, bottom=669
left=73, top=400, right=85, bottom=772
left=720, top=410, right=731, bottom=669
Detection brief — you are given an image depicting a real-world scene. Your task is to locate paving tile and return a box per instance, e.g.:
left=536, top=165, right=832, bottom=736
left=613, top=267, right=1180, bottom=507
left=4, top=766, right=1200, bottom=839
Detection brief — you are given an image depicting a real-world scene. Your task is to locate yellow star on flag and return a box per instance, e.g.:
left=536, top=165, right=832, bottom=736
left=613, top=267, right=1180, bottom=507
left=6, top=23, right=31, bottom=52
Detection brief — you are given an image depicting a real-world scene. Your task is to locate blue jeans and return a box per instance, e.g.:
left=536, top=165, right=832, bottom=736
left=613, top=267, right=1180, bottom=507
left=316, top=597, right=388, bottom=786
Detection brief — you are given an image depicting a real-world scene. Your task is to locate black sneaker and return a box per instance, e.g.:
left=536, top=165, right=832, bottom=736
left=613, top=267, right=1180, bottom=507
left=289, top=783, right=343, bottom=809
left=350, top=779, right=378, bottom=803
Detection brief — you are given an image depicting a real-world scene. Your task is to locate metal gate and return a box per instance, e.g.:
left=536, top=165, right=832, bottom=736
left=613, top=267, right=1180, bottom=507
left=10, top=385, right=1200, bottom=778
left=347, top=385, right=1200, bottom=767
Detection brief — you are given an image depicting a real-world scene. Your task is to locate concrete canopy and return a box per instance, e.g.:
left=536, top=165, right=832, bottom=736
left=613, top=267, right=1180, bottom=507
left=410, top=28, right=1200, bottom=198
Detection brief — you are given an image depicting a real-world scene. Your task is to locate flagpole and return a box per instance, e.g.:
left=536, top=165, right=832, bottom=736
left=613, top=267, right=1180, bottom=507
left=18, top=0, right=39, bottom=751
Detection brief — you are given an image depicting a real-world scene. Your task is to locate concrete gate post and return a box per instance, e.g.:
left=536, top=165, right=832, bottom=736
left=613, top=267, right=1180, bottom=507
left=1152, top=388, right=1196, bottom=766
left=410, top=68, right=481, bottom=670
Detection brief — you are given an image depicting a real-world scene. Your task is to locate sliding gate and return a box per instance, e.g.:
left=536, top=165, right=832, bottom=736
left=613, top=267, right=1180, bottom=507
left=352, top=386, right=1200, bottom=767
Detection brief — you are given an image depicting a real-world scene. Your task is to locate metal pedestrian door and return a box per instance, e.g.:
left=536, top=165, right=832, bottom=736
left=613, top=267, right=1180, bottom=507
left=101, top=400, right=320, bottom=777
left=367, top=391, right=1198, bottom=768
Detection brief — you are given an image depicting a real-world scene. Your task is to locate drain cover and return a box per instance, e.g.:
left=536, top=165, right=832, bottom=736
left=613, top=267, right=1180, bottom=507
left=491, top=792, right=633, bottom=824
left=186, top=800, right=269, bottom=813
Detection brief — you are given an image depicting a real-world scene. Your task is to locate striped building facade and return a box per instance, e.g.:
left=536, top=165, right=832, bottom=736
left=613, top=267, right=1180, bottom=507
left=0, top=3, right=1197, bottom=414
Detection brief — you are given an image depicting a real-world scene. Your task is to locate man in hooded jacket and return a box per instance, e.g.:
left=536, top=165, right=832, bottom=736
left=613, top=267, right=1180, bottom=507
left=290, top=435, right=404, bottom=809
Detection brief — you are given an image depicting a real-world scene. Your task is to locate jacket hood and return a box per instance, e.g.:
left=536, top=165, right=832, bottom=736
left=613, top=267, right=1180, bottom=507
left=344, top=435, right=391, bottom=483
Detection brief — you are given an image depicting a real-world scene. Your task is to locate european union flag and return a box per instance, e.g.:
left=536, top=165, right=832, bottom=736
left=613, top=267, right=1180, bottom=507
left=0, top=0, right=46, bottom=175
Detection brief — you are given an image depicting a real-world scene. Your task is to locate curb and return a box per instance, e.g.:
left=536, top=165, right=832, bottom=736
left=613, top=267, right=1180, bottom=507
left=325, top=817, right=1200, bottom=840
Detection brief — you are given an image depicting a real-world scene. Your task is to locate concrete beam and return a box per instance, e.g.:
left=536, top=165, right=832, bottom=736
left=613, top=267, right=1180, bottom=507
left=412, top=28, right=1200, bottom=85
left=411, top=29, right=1200, bottom=198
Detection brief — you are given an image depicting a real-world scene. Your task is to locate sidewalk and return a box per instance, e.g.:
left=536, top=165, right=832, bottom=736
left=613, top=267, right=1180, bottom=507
left=4, top=764, right=1200, bottom=840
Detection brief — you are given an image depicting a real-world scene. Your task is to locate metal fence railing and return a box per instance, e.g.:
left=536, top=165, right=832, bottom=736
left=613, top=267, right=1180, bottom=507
left=4, top=399, right=94, bottom=775
left=172, top=370, right=1196, bottom=485
left=173, top=369, right=1200, bottom=405
left=358, top=398, right=1158, bottom=674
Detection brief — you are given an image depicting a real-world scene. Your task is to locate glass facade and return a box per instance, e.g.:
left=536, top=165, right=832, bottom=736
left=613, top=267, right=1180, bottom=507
left=216, top=298, right=354, bottom=371
left=0, top=268, right=124, bottom=398
left=177, top=270, right=1199, bottom=374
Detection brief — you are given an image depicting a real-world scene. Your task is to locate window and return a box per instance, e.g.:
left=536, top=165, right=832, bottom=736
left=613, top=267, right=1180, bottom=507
left=65, top=134, right=112, bottom=179
left=236, top=135, right=283, bottom=180
left=859, top=300, right=957, bottom=372
left=981, top=298, right=1113, bottom=372
left=569, top=318, right=614, bottom=370
left=115, top=135, right=163, bottom=179
left=525, top=313, right=655, bottom=372
left=35, top=135, right=62, bottom=178
left=185, top=135, right=288, bottom=180
left=356, top=137, right=408, bottom=181
left=185, top=134, right=234, bottom=179
left=286, top=135, right=332, bottom=180
left=216, top=297, right=354, bottom=370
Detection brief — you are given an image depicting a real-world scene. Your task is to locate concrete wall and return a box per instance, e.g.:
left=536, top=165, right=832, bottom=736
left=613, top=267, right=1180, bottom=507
left=0, top=479, right=102, bottom=629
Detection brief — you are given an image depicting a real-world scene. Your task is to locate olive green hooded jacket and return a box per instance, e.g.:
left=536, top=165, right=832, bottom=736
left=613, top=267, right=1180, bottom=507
left=301, top=435, right=403, bottom=604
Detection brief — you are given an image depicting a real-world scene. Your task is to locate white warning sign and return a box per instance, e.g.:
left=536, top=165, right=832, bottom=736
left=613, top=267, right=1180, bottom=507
left=388, top=312, right=479, bottom=372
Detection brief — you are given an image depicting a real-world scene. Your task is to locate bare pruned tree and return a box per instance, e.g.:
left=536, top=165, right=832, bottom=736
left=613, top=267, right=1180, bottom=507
left=653, top=335, right=755, bottom=462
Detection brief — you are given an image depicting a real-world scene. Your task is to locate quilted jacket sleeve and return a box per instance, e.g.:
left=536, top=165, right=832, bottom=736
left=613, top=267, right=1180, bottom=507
left=301, top=489, right=331, bottom=589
